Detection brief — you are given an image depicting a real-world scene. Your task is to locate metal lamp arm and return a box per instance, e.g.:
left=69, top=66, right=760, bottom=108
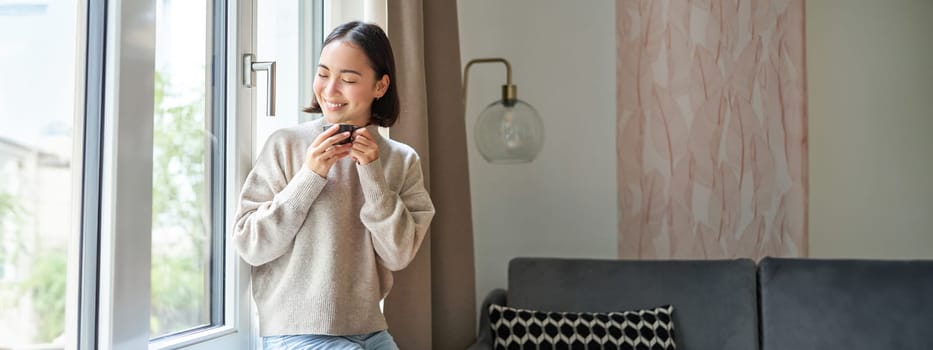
left=463, top=58, right=516, bottom=106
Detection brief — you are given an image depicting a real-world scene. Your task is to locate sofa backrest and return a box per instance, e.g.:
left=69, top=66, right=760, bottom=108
left=508, top=258, right=759, bottom=350
left=759, top=257, right=933, bottom=350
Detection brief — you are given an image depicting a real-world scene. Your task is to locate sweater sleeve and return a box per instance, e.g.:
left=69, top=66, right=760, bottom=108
left=356, top=156, right=435, bottom=271
left=233, top=137, right=328, bottom=266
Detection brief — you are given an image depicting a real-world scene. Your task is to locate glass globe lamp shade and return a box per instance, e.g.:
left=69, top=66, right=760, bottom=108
left=474, top=99, right=544, bottom=163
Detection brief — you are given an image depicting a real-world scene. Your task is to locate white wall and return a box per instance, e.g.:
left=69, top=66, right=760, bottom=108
left=808, top=0, right=933, bottom=258
left=455, top=1, right=933, bottom=324
left=458, top=0, right=618, bottom=313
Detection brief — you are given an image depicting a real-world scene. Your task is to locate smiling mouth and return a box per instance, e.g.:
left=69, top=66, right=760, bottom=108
left=323, top=100, right=346, bottom=109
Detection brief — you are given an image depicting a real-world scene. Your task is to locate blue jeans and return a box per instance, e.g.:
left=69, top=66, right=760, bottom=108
left=262, top=331, right=399, bottom=350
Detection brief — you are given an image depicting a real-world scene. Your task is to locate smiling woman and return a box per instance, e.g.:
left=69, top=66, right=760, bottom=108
left=234, top=21, right=434, bottom=350
left=305, top=23, right=398, bottom=129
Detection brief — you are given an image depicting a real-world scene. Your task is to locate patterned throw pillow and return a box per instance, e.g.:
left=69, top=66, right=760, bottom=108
left=489, top=304, right=676, bottom=350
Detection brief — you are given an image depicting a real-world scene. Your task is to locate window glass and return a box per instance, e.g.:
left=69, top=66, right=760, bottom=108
left=0, top=1, right=81, bottom=348
left=150, top=0, right=215, bottom=338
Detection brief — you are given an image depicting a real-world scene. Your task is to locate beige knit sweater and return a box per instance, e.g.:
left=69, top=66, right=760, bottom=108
left=233, top=118, right=435, bottom=336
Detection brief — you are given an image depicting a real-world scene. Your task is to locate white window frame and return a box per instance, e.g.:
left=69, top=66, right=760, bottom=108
left=91, top=0, right=254, bottom=349
left=96, top=0, right=157, bottom=348
left=79, top=0, right=340, bottom=348
left=148, top=1, right=254, bottom=348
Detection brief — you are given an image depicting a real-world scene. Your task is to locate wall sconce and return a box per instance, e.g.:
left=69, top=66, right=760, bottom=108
left=463, top=58, right=544, bottom=163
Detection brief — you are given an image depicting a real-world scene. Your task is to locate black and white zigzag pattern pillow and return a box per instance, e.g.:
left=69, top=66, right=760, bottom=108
left=489, top=304, right=676, bottom=350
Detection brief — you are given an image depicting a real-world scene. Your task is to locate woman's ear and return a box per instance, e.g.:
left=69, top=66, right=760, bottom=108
left=376, top=74, right=390, bottom=98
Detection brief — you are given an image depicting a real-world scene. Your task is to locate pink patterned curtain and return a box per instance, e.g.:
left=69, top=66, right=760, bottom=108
left=616, top=0, right=807, bottom=259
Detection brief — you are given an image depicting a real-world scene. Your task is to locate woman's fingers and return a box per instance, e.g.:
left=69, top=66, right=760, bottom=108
left=312, top=124, right=341, bottom=147
left=305, top=141, right=351, bottom=177
left=322, top=132, right=352, bottom=148
left=350, top=129, right=379, bottom=164
left=353, top=127, right=372, bottom=140
left=351, top=129, right=375, bottom=148
left=309, top=126, right=378, bottom=172
left=321, top=143, right=351, bottom=160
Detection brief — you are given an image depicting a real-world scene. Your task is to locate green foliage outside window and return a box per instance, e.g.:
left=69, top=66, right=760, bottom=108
left=1, top=191, right=65, bottom=344
left=0, top=192, right=16, bottom=279
left=150, top=71, right=210, bottom=336
left=0, top=70, right=211, bottom=343
left=21, top=248, right=67, bottom=343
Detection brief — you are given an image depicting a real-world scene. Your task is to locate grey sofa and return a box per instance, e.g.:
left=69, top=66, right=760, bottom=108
left=469, top=257, right=933, bottom=350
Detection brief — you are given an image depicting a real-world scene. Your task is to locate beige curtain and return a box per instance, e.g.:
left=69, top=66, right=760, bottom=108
left=385, top=0, right=477, bottom=349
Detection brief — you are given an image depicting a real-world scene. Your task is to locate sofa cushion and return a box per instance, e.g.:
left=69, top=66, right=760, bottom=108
left=507, top=258, right=757, bottom=350
left=489, top=304, right=676, bottom=349
left=759, top=258, right=933, bottom=350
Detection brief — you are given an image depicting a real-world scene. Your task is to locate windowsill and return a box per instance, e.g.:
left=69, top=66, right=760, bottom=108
left=148, top=325, right=238, bottom=350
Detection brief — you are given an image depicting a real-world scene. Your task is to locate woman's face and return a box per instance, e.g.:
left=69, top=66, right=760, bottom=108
left=313, top=40, right=388, bottom=126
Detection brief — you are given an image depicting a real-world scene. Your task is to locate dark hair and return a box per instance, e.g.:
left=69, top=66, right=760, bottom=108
left=304, top=21, right=400, bottom=127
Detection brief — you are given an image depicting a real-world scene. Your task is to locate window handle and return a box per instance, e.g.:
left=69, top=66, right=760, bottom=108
left=243, top=53, right=276, bottom=116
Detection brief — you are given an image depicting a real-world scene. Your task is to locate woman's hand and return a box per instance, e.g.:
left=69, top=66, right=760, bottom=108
left=351, top=128, right=379, bottom=165
left=305, top=125, right=353, bottom=177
